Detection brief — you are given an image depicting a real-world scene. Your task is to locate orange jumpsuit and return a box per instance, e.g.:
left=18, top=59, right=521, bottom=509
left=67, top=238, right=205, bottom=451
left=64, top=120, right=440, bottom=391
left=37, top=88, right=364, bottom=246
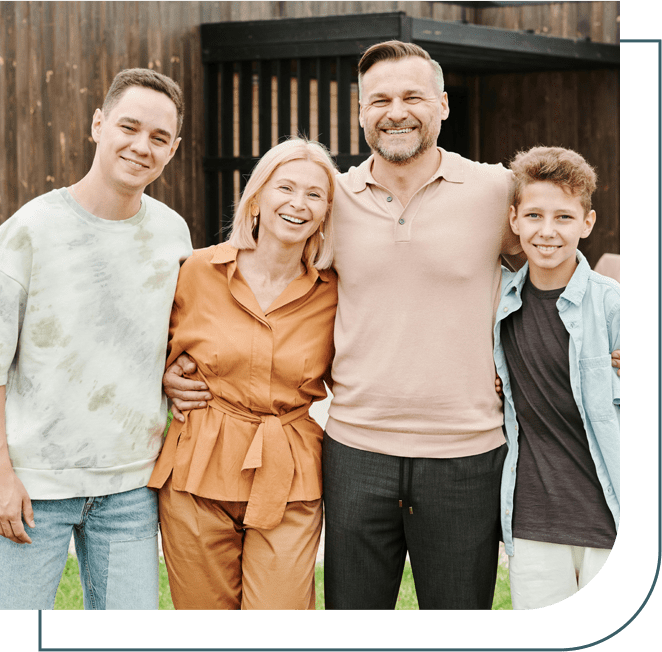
left=148, top=243, right=337, bottom=609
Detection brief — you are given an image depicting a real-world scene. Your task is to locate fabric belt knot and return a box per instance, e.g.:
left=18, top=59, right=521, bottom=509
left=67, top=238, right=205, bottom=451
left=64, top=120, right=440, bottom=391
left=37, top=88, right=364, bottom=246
left=208, top=397, right=310, bottom=530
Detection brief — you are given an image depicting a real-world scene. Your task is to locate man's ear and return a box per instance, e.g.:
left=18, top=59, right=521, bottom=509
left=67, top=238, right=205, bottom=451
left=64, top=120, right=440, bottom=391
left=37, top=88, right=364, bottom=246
left=440, top=91, right=450, bottom=122
left=91, top=108, right=103, bottom=144
left=166, top=137, right=181, bottom=164
left=508, top=205, right=520, bottom=235
left=581, top=209, right=597, bottom=239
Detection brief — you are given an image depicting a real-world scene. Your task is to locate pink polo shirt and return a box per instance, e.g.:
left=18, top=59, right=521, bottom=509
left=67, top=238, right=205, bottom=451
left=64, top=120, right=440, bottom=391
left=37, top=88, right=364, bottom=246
left=326, top=148, right=521, bottom=458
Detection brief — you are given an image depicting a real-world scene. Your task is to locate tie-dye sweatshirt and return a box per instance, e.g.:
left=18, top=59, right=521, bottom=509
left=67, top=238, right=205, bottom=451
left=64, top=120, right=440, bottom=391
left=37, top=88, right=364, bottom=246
left=0, top=188, right=192, bottom=499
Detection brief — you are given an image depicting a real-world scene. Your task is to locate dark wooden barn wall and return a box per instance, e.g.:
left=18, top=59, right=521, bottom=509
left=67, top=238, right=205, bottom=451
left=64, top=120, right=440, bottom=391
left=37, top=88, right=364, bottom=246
left=476, top=68, right=620, bottom=263
left=0, top=1, right=619, bottom=260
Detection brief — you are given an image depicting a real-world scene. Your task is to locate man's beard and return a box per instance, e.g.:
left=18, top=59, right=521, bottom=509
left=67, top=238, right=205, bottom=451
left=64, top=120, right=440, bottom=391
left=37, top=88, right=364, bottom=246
left=365, top=120, right=439, bottom=165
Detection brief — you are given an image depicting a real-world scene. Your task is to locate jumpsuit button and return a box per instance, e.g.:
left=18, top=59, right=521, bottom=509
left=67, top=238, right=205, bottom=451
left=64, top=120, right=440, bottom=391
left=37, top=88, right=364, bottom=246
left=386, top=196, right=393, bottom=202
left=398, top=218, right=405, bottom=225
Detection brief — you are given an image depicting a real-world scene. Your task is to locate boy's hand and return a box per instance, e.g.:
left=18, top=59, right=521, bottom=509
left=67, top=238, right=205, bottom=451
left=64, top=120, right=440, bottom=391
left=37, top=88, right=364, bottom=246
left=163, top=353, right=212, bottom=422
left=0, top=468, right=35, bottom=544
left=611, top=349, right=620, bottom=377
left=495, top=375, right=504, bottom=398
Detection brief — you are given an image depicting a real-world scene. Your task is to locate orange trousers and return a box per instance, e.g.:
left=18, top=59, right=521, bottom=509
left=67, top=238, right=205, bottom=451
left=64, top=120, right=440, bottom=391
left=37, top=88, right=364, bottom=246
left=158, top=475, right=322, bottom=610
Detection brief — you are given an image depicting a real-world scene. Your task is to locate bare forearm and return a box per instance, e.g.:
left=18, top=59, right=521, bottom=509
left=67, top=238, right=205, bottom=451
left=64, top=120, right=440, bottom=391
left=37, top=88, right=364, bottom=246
left=0, top=386, right=12, bottom=469
left=0, top=385, right=34, bottom=543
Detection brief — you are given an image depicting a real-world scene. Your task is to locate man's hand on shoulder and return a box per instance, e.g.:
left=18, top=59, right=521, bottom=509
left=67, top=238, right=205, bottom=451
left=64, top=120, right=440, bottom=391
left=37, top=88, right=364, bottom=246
left=0, top=467, right=34, bottom=544
left=495, top=374, right=504, bottom=399
left=163, top=353, right=212, bottom=422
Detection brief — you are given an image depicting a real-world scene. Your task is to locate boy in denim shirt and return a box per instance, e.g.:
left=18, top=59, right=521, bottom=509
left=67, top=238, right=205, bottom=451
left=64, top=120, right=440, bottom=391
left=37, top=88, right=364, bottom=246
left=493, top=146, right=619, bottom=610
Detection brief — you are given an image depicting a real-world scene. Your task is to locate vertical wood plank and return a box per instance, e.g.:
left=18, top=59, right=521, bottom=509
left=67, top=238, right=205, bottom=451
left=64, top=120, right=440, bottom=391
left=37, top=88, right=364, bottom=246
left=297, top=58, right=311, bottom=138
left=0, top=6, right=6, bottom=219
left=258, top=60, right=272, bottom=154
left=602, top=2, right=619, bottom=44
left=40, top=1, right=55, bottom=194
left=277, top=59, right=292, bottom=138
left=220, top=60, right=235, bottom=243
left=239, top=60, right=253, bottom=157
left=0, top=2, right=18, bottom=220
left=316, top=58, right=332, bottom=148
left=204, top=60, right=219, bottom=246
left=576, top=2, right=592, bottom=40
left=16, top=1, right=31, bottom=206
left=336, top=56, right=352, bottom=155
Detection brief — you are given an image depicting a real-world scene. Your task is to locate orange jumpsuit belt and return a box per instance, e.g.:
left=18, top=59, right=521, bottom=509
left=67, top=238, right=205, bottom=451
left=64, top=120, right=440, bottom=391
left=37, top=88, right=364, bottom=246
left=207, top=397, right=311, bottom=530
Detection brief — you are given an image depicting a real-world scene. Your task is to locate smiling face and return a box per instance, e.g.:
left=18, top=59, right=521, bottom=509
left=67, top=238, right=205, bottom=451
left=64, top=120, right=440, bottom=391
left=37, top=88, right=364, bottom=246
left=510, top=181, right=596, bottom=290
left=255, top=158, right=330, bottom=251
left=92, top=86, right=180, bottom=194
left=359, top=57, right=449, bottom=165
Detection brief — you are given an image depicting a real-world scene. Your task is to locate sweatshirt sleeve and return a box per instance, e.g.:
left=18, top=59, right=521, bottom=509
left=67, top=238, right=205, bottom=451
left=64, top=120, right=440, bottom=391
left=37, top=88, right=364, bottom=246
left=0, top=219, right=33, bottom=384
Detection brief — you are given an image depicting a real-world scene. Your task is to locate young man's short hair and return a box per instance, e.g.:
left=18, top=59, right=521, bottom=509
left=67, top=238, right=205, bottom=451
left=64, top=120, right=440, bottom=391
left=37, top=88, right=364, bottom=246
left=357, top=40, right=445, bottom=97
left=510, top=146, right=597, bottom=214
left=102, top=68, right=184, bottom=136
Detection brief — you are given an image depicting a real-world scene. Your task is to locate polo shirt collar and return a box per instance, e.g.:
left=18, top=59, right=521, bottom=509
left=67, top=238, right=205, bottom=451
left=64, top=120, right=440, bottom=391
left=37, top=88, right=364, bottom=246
left=346, top=147, right=464, bottom=193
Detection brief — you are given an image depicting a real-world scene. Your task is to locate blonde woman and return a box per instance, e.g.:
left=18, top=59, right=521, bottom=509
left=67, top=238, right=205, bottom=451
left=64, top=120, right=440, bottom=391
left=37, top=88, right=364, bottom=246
left=148, top=139, right=337, bottom=610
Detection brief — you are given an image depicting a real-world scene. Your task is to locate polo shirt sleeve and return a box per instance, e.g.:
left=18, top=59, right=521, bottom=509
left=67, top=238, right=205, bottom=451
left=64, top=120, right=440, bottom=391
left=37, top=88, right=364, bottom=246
left=0, top=219, right=33, bottom=385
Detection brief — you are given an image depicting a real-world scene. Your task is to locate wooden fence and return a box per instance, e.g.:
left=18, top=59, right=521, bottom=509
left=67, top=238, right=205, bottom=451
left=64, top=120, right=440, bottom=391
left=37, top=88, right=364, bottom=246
left=0, top=1, right=620, bottom=261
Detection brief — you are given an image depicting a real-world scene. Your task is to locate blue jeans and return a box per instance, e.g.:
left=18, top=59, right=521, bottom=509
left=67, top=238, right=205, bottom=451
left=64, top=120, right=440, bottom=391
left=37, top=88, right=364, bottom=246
left=0, top=486, right=159, bottom=610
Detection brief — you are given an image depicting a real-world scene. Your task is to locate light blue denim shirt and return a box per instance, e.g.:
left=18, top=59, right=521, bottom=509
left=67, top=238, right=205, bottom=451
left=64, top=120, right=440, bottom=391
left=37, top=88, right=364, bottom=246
left=493, top=250, right=620, bottom=556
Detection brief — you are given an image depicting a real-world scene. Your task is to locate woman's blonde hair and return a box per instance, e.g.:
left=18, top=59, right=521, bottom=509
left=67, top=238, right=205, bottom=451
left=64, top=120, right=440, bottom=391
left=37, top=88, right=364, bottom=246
left=227, top=138, right=338, bottom=270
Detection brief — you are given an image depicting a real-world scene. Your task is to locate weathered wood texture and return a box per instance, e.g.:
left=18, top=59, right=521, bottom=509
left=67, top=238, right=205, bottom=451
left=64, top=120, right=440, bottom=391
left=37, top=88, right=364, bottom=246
left=478, top=68, right=619, bottom=264
left=0, top=2, right=619, bottom=258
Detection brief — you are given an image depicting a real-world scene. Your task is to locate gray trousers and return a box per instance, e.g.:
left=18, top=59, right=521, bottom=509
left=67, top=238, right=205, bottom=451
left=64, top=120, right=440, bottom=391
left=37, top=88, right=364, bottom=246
left=322, top=433, right=507, bottom=610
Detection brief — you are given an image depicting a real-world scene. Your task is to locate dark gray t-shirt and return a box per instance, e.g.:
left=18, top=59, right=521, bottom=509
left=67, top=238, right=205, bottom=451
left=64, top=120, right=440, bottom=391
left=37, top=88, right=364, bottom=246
left=501, top=277, right=616, bottom=549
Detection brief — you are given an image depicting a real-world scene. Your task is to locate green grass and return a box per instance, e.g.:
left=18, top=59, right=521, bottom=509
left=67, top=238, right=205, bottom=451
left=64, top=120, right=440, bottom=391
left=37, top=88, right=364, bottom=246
left=55, top=555, right=511, bottom=610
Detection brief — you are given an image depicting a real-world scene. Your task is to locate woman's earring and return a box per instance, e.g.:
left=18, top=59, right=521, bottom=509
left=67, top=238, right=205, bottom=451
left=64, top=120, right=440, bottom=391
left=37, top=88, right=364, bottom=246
left=250, top=204, right=259, bottom=230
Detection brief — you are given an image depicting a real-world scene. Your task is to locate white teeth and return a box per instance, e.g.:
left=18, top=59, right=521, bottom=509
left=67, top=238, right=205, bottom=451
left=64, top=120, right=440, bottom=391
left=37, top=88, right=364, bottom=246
left=385, top=128, right=413, bottom=134
left=280, top=214, right=305, bottom=224
left=123, top=158, right=147, bottom=169
left=536, top=245, right=559, bottom=252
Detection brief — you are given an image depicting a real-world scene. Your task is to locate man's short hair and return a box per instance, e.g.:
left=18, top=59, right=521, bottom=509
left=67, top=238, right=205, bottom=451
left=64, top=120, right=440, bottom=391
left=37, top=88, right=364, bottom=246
left=357, top=40, right=445, bottom=98
left=102, top=68, right=184, bottom=136
left=510, top=146, right=598, bottom=214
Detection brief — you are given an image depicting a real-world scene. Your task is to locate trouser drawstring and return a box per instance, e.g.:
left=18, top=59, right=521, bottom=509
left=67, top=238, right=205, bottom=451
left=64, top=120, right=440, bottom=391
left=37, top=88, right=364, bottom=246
left=398, top=457, right=414, bottom=514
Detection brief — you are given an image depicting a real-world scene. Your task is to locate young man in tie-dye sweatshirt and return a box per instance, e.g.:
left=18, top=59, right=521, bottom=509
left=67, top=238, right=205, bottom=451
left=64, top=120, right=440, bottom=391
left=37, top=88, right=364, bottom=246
left=0, top=69, right=191, bottom=610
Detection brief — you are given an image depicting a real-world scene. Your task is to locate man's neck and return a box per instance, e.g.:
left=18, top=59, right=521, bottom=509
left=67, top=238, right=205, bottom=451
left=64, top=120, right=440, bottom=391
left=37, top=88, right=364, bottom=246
left=370, top=147, right=441, bottom=206
left=70, top=171, right=144, bottom=221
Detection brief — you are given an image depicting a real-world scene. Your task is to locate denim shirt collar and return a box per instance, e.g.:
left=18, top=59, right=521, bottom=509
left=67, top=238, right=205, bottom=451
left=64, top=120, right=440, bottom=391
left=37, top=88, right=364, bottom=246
left=505, top=250, right=590, bottom=309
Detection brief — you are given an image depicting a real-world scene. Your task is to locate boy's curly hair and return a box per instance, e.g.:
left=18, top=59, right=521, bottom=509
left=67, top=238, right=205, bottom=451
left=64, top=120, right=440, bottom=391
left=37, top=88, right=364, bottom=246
left=510, top=146, right=597, bottom=214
